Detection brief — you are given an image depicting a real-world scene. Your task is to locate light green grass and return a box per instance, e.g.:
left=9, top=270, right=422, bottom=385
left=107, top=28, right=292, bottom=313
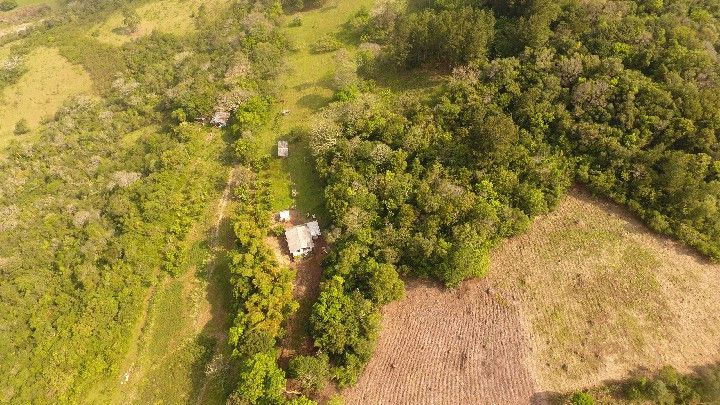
left=259, top=0, right=376, bottom=227
left=91, top=0, right=223, bottom=45
left=0, top=46, right=93, bottom=150
left=15, top=0, right=57, bottom=6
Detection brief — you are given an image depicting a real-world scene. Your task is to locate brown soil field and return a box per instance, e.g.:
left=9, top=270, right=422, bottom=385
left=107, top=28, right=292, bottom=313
left=345, top=187, right=720, bottom=403
left=343, top=279, right=538, bottom=404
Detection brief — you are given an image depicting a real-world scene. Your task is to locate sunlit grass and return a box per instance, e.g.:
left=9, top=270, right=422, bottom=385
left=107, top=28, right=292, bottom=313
left=0, top=46, right=93, bottom=150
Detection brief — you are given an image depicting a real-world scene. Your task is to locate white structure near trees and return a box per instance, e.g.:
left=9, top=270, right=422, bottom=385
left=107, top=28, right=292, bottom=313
left=278, top=140, right=289, bottom=157
left=278, top=210, right=291, bottom=222
left=210, top=111, right=231, bottom=127
left=286, top=225, right=314, bottom=257
left=306, top=221, right=321, bottom=239
left=285, top=221, right=321, bottom=258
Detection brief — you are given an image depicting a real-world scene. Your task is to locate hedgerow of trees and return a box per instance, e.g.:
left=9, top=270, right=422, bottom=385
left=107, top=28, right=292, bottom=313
left=226, top=169, right=307, bottom=404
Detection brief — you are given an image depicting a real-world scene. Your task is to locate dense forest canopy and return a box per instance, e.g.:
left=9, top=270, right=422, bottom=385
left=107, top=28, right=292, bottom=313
left=305, top=0, right=720, bottom=390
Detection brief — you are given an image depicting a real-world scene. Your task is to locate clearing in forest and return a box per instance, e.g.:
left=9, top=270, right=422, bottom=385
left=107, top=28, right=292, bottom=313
left=348, top=188, right=720, bottom=403
left=260, top=0, right=375, bottom=222
left=91, top=0, right=224, bottom=46
left=0, top=46, right=92, bottom=149
left=490, top=187, right=720, bottom=395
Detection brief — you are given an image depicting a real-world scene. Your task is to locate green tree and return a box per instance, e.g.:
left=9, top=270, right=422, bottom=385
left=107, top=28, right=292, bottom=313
left=234, top=351, right=286, bottom=404
left=289, top=353, right=331, bottom=393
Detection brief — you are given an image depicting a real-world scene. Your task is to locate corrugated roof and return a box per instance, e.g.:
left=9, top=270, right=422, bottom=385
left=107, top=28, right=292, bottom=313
left=278, top=140, right=289, bottom=157
left=286, top=225, right=313, bottom=254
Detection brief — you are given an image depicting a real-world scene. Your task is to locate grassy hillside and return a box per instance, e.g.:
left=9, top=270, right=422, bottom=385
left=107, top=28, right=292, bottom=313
left=0, top=47, right=93, bottom=150
left=91, top=0, right=225, bottom=46
left=490, top=187, right=720, bottom=393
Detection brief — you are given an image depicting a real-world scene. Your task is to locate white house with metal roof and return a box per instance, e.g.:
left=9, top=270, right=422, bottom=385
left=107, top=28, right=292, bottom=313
left=286, top=224, right=314, bottom=257
left=285, top=221, right=322, bottom=258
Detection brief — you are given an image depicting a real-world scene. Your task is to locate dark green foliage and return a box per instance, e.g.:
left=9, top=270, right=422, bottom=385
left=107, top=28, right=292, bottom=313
left=309, top=276, right=380, bottom=386
left=356, top=0, right=720, bottom=260
left=311, top=0, right=720, bottom=393
left=288, top=353, right=331, bottom=393
left=385, top=6, right=495, bottom=68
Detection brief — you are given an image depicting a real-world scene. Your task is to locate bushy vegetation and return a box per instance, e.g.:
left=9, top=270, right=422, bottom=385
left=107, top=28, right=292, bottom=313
left=0, top=0, right=17, bottom=12
left=226, top=169, right=300, bottom=403
left=0, top=54, right=26, bottom=90
left=623, top=365, right=720, bottom=404
left=305, top=0, right=720, bottom=390
left=566, top=364, right=720, bottom=404
left=0, top=0, right=291, bottom=402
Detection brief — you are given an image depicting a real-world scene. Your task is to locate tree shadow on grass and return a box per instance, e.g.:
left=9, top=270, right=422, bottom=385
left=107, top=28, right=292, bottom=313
left=296, top=92, right=331, bottom=110
left=187, top=215, right=238, bottom=404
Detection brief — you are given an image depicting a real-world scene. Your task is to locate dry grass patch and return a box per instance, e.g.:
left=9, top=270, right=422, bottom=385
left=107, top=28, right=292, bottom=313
left=489, top=187, right=720, bottom=394
left=91, top=0, right=222, bottom=45
left=0, top=46, right=92, bottom=150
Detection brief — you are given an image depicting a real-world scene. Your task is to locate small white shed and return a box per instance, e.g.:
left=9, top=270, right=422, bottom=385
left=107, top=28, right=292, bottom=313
left=278, top=140, right=289, bottom=157
left=278, top=210, right=291, bottom=222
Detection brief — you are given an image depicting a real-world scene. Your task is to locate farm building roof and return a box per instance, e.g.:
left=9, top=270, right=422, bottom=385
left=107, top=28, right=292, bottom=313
left=278, top=140, right=289, bottom=157
left=279, top=210, right=291, bottom=221
left=286, top=225, right=314, bottom=255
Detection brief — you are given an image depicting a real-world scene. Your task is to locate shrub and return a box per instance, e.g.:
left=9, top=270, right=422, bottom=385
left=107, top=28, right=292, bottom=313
left=570, top=392, right=595, bottom=405
left=13, top=119, right=30, bottom=135
left=289, top=16, right=302, bottom=27
left=311, top=34, right=342, bottom=53
left=0, top=0, right=17, bottom=11
left=288, top=353, right=331, bottom=393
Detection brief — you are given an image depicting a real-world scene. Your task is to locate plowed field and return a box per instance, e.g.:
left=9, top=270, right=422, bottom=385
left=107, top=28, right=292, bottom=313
left=344, top=280, right=537, bottom=404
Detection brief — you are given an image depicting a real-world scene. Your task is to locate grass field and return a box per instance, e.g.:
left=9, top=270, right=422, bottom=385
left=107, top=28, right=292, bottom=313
left=490, top=187, right=720, bottom=395
left=0, top=46, right=93, bottom=150
left=91, top=0, right=223, bottom=45
left=258, top=0, right=376, bottom=226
